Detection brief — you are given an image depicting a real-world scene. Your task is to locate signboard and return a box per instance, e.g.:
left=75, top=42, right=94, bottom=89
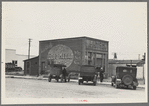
left=47, top=45, right=74, bottom=67
left=96, top=54, right=102, bottom=58
left=86, top=39, right=108, bottom=51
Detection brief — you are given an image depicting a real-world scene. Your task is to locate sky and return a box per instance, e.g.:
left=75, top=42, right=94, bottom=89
left=2, top=2, right=147, bottom=60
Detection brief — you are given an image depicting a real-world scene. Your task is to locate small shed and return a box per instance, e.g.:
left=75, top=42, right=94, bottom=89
left=24, top=56, right=39, bottom=76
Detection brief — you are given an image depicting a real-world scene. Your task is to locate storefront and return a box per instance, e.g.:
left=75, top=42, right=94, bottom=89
left=39, top=37, right=109, bottom=77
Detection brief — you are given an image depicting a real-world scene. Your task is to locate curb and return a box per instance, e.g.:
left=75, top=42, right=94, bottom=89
left=5, top=75, right=145, bottom=88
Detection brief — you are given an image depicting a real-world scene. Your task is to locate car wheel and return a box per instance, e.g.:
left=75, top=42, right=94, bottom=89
left=61, top=77, right=63, bottom=82
left=57, top=78, right=59, bottom=82
left=68, top=78, right=70, bottom=82
left=133, top=86, right=136, bottom=90
left=78, top=80, right=81, bottom=85
left=115, top=84, right=119, bottom=89
left=82, top=80, right=84, bottom=84
left=48, top=76, right=51, bottom=82
left=122, top=74, right=133, bottom=86
left=93, top=81, right=97, bottom=86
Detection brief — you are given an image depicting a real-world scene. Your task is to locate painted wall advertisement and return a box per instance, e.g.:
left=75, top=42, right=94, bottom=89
left=47, top=44, right=81, bottom=68
left=86, top=39, right=108, bottom=51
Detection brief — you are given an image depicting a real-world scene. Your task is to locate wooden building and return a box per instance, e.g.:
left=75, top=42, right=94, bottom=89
left=24, top=56, right=39, bottom=75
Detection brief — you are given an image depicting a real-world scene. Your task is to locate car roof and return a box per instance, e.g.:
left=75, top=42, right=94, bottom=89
left=81, top=65, right=95, bottom=67
left=52, top=64, right=66, bottom=67
left=116, top=66, right=136, bottom=69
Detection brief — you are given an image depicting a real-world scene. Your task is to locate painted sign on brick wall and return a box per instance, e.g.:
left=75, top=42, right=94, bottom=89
left=86, top=39, right=108, bottom=51
left=47, top=45, right=74, bottom=67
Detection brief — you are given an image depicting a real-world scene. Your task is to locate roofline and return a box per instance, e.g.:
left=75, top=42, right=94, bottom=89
left=16, top=54, right=36, bottom=56
left=108, top=59, right=142, bottom=64
left=116, top=66, right=137, bottom=68
left=5, top=49, right=16, bottom=51
left=39, top=36, right=109, bottom=43
left=23, top=56, right=39, bottom=61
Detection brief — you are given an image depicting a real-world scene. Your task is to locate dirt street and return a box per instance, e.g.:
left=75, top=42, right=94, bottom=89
left=6, top=78, right=145, bottom=99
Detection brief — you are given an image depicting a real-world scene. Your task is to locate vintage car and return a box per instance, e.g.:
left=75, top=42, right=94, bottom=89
left=47, top=64, right=70, bottom=82
left=78, top=65, right=98, bottom=86
left=111, top=66, right=138, bottom=90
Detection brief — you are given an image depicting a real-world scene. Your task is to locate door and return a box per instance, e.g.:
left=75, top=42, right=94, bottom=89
left=26, top=61, right=30, bottom=75
left=41, top=62, right=45, bottom=74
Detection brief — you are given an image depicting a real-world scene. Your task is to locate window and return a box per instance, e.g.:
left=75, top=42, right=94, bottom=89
left=123, top=69, right=127, bottom=72
left=88, top=52, right=92, bottom=65
left=12, top=60, right=17, bottom=66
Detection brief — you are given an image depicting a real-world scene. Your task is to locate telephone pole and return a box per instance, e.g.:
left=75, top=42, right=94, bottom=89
left=28, top=38, right=32, bottom=59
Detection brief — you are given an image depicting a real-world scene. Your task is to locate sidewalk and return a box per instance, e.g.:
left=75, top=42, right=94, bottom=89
left=5, top=75, right=145, bottom=88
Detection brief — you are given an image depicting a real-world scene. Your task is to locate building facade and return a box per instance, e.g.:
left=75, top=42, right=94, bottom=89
left=24, top=56, right=39, bottom=75
left=5, top=49, right=36, bottom=70
left=108, top=59, right=145, bottom=79
left=39, top=37, right=109, bottom=77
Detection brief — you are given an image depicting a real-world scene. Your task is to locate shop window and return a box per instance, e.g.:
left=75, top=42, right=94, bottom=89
left=88, top=52, right=92, bottom=65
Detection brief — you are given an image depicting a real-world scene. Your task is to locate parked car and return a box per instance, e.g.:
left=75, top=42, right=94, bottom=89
left=111, top=66, right=138, bottom=90
left=15, top=67, right=22, bottom=71
left=78, top=65, right=98, bottom=86
left=47, top=64, right=70, bottom=82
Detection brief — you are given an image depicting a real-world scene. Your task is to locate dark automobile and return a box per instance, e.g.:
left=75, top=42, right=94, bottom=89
left=15, top=67, right=22, bottom=71
left=111, top=66, right=138, bottom=90
left=47, top=64, right=70, bottom=82
left=78, top=65, right=98, bottom=86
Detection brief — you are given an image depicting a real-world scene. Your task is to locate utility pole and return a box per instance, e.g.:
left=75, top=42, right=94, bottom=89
left=138, top=54, right=140, bottom=60
left=28, top=38, right=32, bottom=59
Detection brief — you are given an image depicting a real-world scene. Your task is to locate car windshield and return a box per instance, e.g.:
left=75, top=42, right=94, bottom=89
left=123, top=69, right=133, bottom=73
left=81, top=66, right=95, bottom=72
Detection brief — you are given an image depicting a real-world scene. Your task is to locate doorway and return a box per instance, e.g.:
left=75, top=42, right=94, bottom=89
left=26, top=61, right=30, bottom=75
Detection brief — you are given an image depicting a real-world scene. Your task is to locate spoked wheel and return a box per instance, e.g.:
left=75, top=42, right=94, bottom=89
left=48, top=76, right=51, bottom=82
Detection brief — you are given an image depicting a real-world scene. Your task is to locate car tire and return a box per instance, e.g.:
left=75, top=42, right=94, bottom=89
left=78, top=80, right=81, bottom=85
left=68, top=78, right=70, bottom=82
left=61, top=77, right=63, bottom=83
left=93, top=81, right=97, bottom=86
left=122, top=74, right=133, bottom=86
left=133, top=86, right=136, bottom=90
left=82, top=80, right=84, bottom=84
left=115, top=84, right=119, bottom=89
left=57, top=78, right=59, bottom=82
left=48, top=76, right=51, bottom=82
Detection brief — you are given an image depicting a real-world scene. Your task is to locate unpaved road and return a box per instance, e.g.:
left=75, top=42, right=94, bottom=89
left=6, top=78, right=145, bottom=98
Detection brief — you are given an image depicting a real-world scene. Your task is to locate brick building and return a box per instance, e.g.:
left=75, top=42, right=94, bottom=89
left=39, top=37, right=109, bottom=78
